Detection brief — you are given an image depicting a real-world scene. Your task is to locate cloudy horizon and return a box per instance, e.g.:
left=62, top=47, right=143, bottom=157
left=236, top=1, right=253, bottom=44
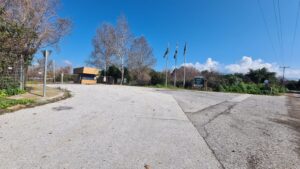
left=183, top=56, right=300, bottom=80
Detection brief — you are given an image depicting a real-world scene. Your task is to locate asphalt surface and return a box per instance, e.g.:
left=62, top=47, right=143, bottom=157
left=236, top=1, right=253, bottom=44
left=0, top=85, right=222, bottom=169
left=1, top=85, right=299, bottom=169
left=159, top=89, right=300, bottom=169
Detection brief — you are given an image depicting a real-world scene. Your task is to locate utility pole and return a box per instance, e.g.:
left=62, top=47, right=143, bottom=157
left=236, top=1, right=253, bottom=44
left=280, top=66, right=290, bottom=85
left=42, top=50, right=51, bottom=97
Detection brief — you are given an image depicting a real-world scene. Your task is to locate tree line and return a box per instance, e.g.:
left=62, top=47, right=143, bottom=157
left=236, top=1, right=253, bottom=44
left=149, top=66, right=289, bottom=95
left=87, top=15, right=156, bottom=85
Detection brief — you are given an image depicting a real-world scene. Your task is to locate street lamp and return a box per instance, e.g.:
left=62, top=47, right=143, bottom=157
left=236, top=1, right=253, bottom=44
left=42, top=50, right=51, bottom=97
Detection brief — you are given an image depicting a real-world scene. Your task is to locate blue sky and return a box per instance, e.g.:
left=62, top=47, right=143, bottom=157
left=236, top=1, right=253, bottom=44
left=42, top=0, right=300, bottom=78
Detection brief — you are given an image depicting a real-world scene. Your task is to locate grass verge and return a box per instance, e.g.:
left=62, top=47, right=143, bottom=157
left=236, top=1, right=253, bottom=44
left=0, top=98, right=34, bottom=109
left=0, top=87, right=71, bottom=115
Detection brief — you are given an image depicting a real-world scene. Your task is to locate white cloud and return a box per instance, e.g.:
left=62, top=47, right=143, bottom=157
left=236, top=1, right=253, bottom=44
left=63, top=60, right=72, bottom=65
left=284, top=69, right=300, bottom=79
left=184, top=58, right=219, bottom=71
left=183, top=56, right=300, bottom=79
left=225, top=56, right=300, bottom=79
left=225, top=56, right=275, bottom=74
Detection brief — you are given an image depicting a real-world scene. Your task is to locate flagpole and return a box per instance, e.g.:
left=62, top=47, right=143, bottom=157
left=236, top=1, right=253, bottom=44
left=183, top=43, right=187, bottom=88
left=165, top=54, right=168, bottom=87
left=174, top=44, right=178, bottom=87
left=165, top=43, right=169, bottom=87
left=174, top=57, right=177, bottom=87
left=183, top=53, right=186, bottom=87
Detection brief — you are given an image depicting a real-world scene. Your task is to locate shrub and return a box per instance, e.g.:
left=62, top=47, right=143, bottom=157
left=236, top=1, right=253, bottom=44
left=0, top=90, right=7, bottom=98
left=150, top=70, right=164, bottom=85
left=4, top=88, right=25, bottom=96
left=219, top=82, right=284, bottom=95
left=0, top=76, right=19, bottom=90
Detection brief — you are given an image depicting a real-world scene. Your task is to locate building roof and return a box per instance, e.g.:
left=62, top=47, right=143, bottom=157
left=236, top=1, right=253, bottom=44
left=73, top=67, right=99, bottom=75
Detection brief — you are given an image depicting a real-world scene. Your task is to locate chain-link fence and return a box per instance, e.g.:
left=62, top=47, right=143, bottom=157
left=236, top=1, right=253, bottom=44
left=0, top=59, right=23, bottom=90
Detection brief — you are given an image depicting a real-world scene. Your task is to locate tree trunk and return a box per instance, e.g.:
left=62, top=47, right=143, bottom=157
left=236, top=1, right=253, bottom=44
left=23, top=65, right=28, bottom=90
left=120, top=56, right=124, bottom=85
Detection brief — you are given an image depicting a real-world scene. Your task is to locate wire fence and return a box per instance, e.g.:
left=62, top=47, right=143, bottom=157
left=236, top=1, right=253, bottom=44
left=0, top=59, right=23, bottom=90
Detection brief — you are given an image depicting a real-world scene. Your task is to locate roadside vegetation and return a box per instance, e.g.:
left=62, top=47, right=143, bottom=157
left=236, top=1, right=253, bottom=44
left=0, top=0, right=71, bottom=111
left=85, top=14, right=292, bottom=96
left=0, top=98, right=33, bottom=109
left=0, top=76, right=34, bottom=110
left=0, top=87, right=33, bottom=110
left=97, top=64, right=288, bottom=95
left=1, top=1, right=297, bottom=97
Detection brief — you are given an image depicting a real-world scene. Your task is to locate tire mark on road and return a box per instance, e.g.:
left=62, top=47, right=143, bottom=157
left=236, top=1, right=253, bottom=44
left=180, top=94, right=251, bottom=169
left=274, top=93, right=300, bottom=156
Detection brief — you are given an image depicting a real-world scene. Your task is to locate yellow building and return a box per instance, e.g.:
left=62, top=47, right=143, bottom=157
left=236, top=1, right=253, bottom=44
left=73, top=67, right=99, bottom=84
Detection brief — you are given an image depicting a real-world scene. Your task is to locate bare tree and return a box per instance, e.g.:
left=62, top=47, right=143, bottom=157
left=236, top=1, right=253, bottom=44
left=115, top=15, right=132, bottom=85
left=175, top=66, right=201, bottom=81
left=128, top=36, right=156, bottom=85
left=1, top=0, right=71, bottom=87
left=27, top=58, right=54, bottom=80
left=87, top=23, right=116, bottom=77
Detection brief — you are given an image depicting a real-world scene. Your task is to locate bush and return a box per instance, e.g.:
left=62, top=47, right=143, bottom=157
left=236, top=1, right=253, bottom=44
left=4, top=88, right=25, bottom=96
left=0, top=76, right=19, bottom=90
left=0, top=88, right=25, bottom=97
left=150, top=70, right=164, bottom=85
left=0, top=90, right=7, bottom=97
left=219, top=82, right=284, bottom=95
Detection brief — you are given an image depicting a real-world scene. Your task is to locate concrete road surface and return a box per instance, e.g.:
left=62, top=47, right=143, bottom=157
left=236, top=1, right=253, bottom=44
left=1, top=85, right=299, bottom=169
left=0, top=85, right=222, bottom=169
left=158, top=89, right=300, bottom=169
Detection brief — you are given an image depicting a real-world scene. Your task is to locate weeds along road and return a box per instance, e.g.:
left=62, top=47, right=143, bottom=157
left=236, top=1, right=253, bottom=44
left=0, top=84, right=299, bottom=169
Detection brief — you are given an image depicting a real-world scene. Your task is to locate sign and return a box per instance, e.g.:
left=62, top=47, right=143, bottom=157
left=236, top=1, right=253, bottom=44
left=194, top=76, right=205, bottom=88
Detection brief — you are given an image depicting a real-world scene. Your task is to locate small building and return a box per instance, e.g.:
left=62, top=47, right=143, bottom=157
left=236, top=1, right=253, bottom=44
left=73, top=67, right=99, bottom=84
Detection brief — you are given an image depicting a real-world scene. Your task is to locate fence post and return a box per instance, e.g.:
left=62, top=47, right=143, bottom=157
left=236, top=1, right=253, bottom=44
left=61, top=73, right=64, bottom=84
left=19, top=54, right=24, bottom=90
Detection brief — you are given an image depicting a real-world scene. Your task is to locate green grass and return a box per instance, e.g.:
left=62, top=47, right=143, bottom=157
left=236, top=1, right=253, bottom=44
left=0, top=98, right=34, bottom=109
left=0, top=88, right=26, bottom=97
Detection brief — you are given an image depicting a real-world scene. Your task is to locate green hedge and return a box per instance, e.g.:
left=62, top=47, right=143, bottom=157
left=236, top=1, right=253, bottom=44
left=218, top=82, right=285, bottom=95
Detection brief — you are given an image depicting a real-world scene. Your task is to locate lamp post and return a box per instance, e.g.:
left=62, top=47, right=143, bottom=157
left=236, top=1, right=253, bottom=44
left=42, top=50, right=51, bottom=97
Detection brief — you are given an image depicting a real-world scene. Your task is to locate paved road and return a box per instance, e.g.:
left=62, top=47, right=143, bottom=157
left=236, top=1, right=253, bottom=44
left=159, top=89, right=300, bottom=169
left=1, top=85, right=299, bottom=169
left=0, top=85, right=222, bottom=169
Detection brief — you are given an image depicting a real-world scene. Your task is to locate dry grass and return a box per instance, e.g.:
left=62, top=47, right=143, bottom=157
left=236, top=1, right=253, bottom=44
left=9, top=84, right=63, bottom=101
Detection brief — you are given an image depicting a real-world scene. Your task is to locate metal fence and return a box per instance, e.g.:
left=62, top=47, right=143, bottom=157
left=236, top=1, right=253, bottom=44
left=0, top=59, right=23, bottom=89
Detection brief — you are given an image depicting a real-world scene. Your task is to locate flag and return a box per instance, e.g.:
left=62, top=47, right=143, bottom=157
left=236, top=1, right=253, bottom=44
left=184, top=43, right=187, bottom=56
left=174, top=45, right=178, bottom=59
left=163, top=47, right=169, bottom=58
